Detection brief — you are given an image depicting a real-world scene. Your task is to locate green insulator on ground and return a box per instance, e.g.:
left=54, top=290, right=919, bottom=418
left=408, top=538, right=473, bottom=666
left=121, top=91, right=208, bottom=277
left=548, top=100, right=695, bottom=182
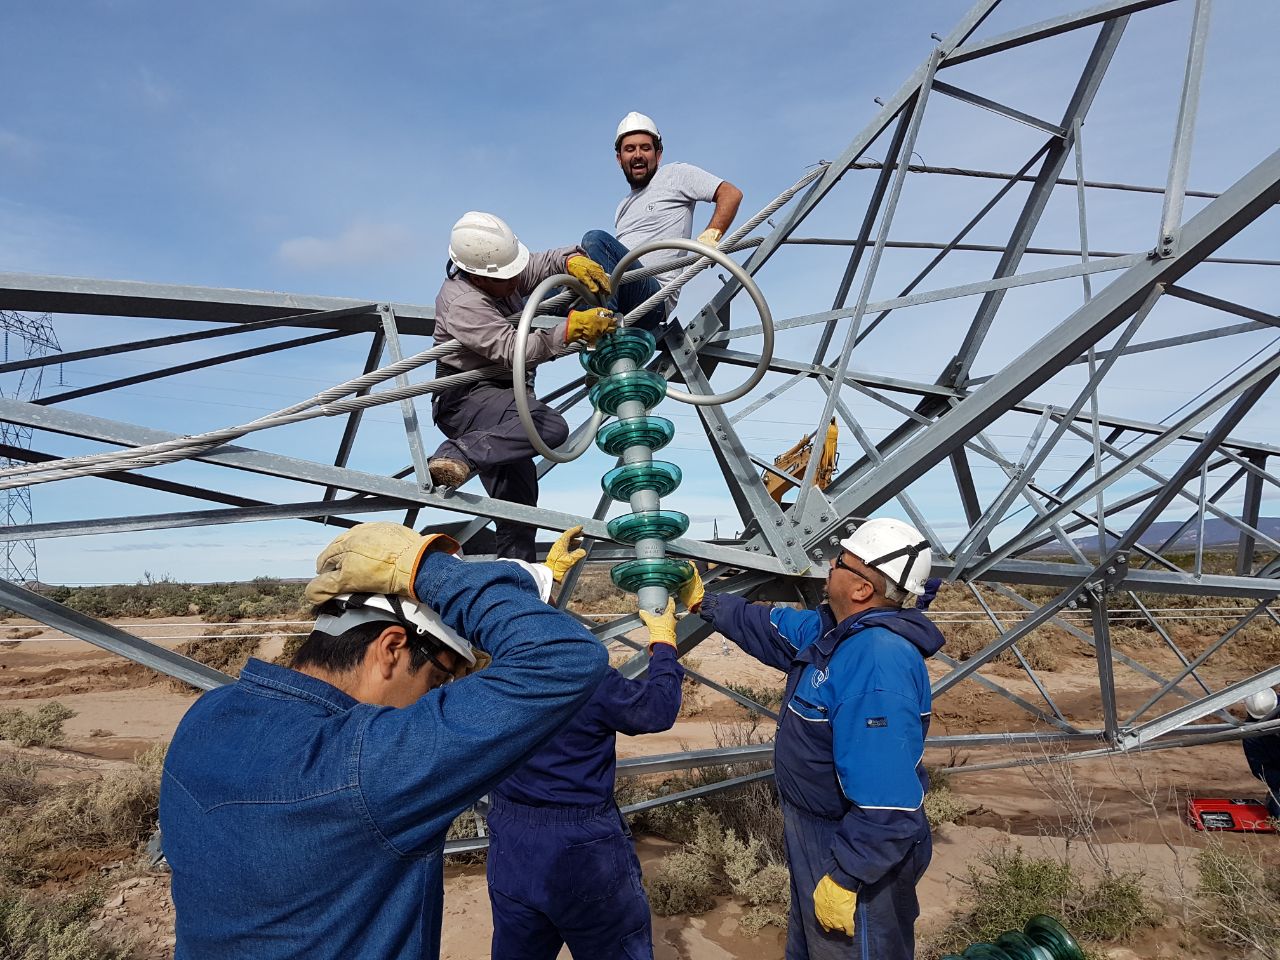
left=596, top=416, right=675, bottom=456
left=602, top=461, right=682, bottom=501
left=579, top=328, right=657, bottom=378
left=590, top=369, right=668, bottom=416
left=1023, top=917, right=1084, bottom=960
left=995, top=932, right=1053, bottom=960
left=607, top=510, right=690, bottom=545
left=962, top=946, right=1014, bottom=960
left=609, top=557, right=693, bottom=594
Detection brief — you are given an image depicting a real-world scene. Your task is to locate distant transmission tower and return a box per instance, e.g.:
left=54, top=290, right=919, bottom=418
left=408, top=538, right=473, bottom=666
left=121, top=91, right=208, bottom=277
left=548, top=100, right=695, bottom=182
left=0, top=311, right=60, bottom=585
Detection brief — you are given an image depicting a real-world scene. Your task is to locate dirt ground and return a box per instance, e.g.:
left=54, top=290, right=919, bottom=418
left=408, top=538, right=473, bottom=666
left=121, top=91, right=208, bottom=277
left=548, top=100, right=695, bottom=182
left=1, top=615, right=1276, bottom=959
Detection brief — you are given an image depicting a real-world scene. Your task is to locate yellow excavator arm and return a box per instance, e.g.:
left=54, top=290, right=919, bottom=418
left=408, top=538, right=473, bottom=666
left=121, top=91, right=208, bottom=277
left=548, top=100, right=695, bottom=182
left=763, top=418, right=839, bottom=505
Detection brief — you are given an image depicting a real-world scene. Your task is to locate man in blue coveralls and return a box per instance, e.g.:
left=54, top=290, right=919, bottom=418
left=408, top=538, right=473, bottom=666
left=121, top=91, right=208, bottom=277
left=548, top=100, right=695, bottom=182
left=680, top=517, right=943, bottom=960
left=160, top=523, right=607, bottom=960
left=1242, top=687, right=1280, bottom=819
left=485, top=597, right=684, bottom=959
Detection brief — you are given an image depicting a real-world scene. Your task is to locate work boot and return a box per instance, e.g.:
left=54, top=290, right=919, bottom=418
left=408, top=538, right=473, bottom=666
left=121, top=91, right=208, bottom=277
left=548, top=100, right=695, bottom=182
left=428, top=456, right=472, bottom=488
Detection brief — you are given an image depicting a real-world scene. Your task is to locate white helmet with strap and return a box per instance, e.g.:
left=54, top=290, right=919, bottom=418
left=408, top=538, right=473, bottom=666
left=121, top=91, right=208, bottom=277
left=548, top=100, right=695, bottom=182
left=615, top=111, right=662, bottom=150
left=313, top=592, right=476, bottom=666
left=1244, top=686, right=1278, bottom=720
left=838, top=517, right=932, bottom=598
left=448, top=211, right=529, bottom=280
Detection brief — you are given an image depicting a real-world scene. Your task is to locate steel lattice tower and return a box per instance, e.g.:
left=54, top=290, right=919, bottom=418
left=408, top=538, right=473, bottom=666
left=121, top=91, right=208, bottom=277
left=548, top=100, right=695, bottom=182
left=0, top=311, right=59, bottom=585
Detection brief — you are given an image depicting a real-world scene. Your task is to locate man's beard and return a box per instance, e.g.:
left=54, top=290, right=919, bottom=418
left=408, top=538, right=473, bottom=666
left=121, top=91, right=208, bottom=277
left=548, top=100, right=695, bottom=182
left=624, top=163, right=657, bottom=189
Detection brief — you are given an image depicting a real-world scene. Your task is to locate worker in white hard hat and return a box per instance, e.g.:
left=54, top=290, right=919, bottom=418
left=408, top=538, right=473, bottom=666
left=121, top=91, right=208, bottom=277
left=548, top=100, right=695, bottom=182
left=677, top=516, right=944, bottom=960
left=428, top=211, right=617, bottom=561
left=579, top=111, right=743, bottom=331
left=161, top=522, right=610, bottom=960
left=1241, top=686, right=1280, bottom=818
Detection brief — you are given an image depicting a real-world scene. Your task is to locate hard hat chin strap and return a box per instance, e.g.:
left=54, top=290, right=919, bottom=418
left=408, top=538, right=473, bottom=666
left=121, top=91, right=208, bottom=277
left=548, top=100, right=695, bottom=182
left=862, top=539, right=930, bottom=592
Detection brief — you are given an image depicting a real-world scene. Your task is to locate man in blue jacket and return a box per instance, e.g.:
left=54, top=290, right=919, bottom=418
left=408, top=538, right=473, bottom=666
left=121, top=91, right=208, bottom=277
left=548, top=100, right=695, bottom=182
left=1242, top=687, right=1280, bottom=819
left=682, top=517, right=943, bottom=960
left=160, top=523, right=608, bottom=960
left=485, top=598, right=684, bottom=960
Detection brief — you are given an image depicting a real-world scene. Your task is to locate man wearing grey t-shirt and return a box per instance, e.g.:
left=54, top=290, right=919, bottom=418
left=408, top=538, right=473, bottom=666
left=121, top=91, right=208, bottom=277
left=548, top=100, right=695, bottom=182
left=581, top=111, right=742, bottom=331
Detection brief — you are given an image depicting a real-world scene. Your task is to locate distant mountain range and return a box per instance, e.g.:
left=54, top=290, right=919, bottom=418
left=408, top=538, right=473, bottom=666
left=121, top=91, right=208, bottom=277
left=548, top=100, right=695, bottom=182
left=1053, top=516, right=1280, bottom=554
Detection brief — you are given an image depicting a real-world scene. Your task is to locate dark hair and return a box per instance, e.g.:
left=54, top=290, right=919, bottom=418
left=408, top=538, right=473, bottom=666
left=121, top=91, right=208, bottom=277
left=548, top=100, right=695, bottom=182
left=291, top=601, right=437, bottom=674
left=615, top=131, right=662, bottom=153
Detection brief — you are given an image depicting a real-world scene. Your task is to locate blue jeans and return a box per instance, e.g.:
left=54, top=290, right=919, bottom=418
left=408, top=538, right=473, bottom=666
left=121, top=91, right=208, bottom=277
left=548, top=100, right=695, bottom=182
left=579, top=230, right=667, bottom=332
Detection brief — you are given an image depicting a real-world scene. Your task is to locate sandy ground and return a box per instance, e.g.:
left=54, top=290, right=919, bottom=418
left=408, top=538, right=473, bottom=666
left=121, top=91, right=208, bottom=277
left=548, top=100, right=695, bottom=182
left=2, top=616, right=1276, bottom=959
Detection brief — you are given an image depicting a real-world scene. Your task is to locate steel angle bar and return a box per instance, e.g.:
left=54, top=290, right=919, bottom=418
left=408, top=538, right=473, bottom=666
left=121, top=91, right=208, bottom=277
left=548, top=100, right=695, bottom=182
left=1064, top=320, right=1275, bottom=367
left=943, top=0, right=1178, bottom=67
left=1143, top=465, right=1247, bottom=566
left=0, top=579, right=233, bottom=691
left=1126, top=600, right=1274, bottom=721
left=377, top=306, right=432, bottom=489
left=1165, top=285, right=1280, bottom=329
left=1155, top=0, right=1213, bottom=258
left=783, top=237, right=1280, bottom=267
left=971, top=349, right=1280, bottom=578
left=951, top=448, right=991, bottom=556
left=0, top=398, right=779, bottom=573
left=620, top=770, right=776, bottom=817
left=324, top=331, right=386, bottom=502
left=928, top=732, right=1099, bottom=749
left=1121, top=663, right=1280, bottom=750
left=36, top=329, right=353, bottom=405
left=796, top=50, right=942, bottom=518
left=1122, top=591, right=1218, bottom=712
left=729, top=371, right=808, bottom=425
left=1237, top=453, right=1267, bottom=575
left=616, top=742, right=775, bottom=778
left=932, top=649, right=1078, bottom=732
left=981, top=558, right=1280, bottom=599
left=968, top=583, right=1069, bottom=723
left=1086, top=587, right=1120, bottom=741
left=932, top=80, right=1066, bottom=137
left=688, top=0, right=1003, bottom=327
left=0, top=496, right=413, bottom=541
left=0, top=272, right=435, bottom=332
left=715, top=254, right=1143, bottom=344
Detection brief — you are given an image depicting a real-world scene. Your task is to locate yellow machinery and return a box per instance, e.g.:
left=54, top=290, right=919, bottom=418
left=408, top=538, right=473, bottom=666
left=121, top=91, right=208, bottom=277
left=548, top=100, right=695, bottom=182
left=764, top=418, right=839, bottom=505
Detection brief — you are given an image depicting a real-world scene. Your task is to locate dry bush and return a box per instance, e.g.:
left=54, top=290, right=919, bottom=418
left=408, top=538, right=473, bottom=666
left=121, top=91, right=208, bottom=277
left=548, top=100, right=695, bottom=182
left=564, top=568, right=630, bottom=615
left=274, top=632, right=305, bottom=666
left=443, top=809, right=487, bottom=866
left=3, top=627, right=42, bottom=640
left=1107, top=624, right=1161, bottom=650
left=723, top=681, right=785, bottom=711
left=924, top=785, right=965, bottom=828
left=0, top=703, right=76, bottom=748
left=646, top=849, right=720, bottom=915
left=941, top=620, right=1064, bottom=671
left=679, top=656, right=705, bottom=718
left=169, top=628, right=260, bottom=689
left=0, top=752, right=42, bottom=807
left=0, top=883, right=127, bottom=960
left=1193, top=841, right=1280, bottom=955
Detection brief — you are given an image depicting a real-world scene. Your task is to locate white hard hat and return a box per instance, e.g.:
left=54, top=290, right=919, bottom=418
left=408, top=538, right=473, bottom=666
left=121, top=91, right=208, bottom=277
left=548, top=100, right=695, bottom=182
left=314, top=592, right=476, bottom=666
left=838, top=518, right=933, bottom=597
left=615, top=111, right=661, bottom=150
left=1244, top=687, right=1278, bottom=720
left=448, top=211, right=529, bottom=280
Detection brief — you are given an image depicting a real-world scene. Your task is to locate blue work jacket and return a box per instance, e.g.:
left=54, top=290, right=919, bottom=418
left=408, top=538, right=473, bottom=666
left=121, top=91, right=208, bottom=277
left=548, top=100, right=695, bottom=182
left=159, top=553, right=608, bottom=960
left=1242, top=724, right=1280, bottom=815
left=697, top=594, right=944, bottom=889
left=495, top=645, right=684, bottom=807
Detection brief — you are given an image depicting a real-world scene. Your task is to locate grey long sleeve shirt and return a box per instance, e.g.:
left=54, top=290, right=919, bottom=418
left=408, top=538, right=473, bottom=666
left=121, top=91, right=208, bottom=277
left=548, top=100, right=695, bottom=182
left=433, top=246, right=580, bottom=377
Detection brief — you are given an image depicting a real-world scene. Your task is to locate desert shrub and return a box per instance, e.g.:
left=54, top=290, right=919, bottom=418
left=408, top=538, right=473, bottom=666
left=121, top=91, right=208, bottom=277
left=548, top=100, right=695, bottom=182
left=443, top=809, right=487, bottom=866
left=275, top=632, right=306, bottom=666
left=924, top=784, right=965, bottom=828
left=646, top=849, right=720, bottom=915
left=0, top=702, right=75, bottom=748
left=169, top=629, right=259, bottom=687
left=1194, top=842, right=1280, bottom=953
left=0, top=753, right=42, bottom=806
left=926, top=843, right=1154, bottom=957
left=723, top=681, right=784, bottom=711
left=679, top=657, right=705, bottom=718
left=0, top=884, right=127, bottom=960
left=565, top=569, right=630, bottom=615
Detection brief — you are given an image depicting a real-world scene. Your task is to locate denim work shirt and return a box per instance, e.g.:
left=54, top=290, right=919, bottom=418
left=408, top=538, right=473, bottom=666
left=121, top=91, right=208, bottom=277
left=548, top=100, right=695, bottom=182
left=160, top=553, right=608, bottom=960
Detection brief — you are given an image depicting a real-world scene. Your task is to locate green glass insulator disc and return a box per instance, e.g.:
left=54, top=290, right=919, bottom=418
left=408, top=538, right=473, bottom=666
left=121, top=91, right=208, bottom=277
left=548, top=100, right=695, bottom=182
left=994, top=932, right=1049, bottom=960
left=579, top=328, right=657, bottom=378
left=602, top=461, right=682, bottom=501
left=590, top=369, right=668, bottom=416
left=596, top=416, right=676, bottom=456
left=610, top=557, right=694, bottom=594
left=607, top=510, right=690, bottom=545
left=1023, top=917, right=1084, bottom=960
left=962, top=946, right=1015, bottom=960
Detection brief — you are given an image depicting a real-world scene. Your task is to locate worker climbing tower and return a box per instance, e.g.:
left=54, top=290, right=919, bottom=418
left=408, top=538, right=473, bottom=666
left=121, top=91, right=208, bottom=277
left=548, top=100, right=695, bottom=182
left=0, top=311, right=59, bottom=585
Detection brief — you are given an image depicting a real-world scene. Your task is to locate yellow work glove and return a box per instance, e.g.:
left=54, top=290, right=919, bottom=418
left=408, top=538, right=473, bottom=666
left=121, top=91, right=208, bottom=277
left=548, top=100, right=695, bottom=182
left=565, top=254, right=612, bottom=296
left=678, top=566, right=705, bottom=612
left=639, top=598, right=677, bottom=651
left=543, top=525, right=586, bottom=583
left=306, top=523, right=459, bottom=605
left=696, top=227, right=723, bottom=247
left=456, top=650, right=492, bottom=678
left=813, top=874, right=858, bottom=937
left=565, top=307, right=618, bottom=346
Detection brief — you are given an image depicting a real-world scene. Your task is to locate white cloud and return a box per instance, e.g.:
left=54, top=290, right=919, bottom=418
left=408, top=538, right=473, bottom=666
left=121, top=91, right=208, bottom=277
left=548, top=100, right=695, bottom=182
left=276, top=221, right=417, bottom=270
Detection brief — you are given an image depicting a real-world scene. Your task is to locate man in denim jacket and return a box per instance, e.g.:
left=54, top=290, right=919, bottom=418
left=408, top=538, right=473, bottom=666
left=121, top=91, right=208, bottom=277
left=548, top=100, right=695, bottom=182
left=160, top=523, right=608, bottom=960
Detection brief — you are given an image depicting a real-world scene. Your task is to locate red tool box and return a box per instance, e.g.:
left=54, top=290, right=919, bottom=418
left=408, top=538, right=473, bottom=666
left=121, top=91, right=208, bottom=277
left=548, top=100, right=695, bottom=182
left=1186, top=797, right=1276, bottom=832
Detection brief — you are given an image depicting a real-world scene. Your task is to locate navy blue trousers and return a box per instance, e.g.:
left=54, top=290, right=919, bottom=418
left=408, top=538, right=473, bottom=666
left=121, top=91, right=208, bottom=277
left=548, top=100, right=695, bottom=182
left=486, top=798, right=653, bottom=960
left=579, top=230, right=667, bottom=332
left=782, top=803, right=931, bottom=960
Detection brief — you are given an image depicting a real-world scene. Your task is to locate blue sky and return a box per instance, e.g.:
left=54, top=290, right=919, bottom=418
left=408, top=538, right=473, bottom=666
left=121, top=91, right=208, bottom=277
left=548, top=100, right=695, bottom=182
left=2, top=0, right=1278, bottom=584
